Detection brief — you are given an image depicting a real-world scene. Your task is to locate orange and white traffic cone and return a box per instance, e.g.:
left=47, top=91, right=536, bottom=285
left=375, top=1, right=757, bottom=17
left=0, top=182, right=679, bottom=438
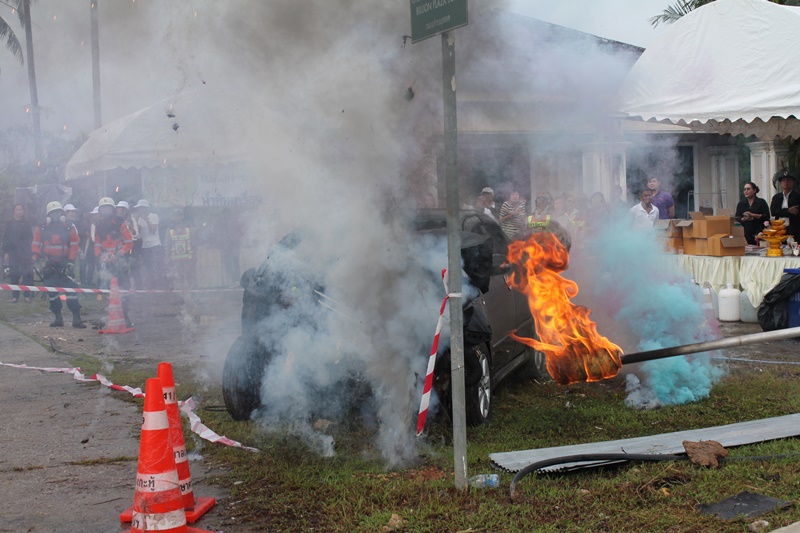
left=158, top=362, right=216, bottom=523
left=121, top=378, right=213, bottom=533
left=99, top=276, right=134, bottom=334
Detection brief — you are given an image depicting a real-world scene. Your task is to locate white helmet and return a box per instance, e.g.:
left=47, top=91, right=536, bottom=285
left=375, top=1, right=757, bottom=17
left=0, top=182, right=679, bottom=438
left=46, top=201, right=64, bottom=215
left=98, top=197, right=115, bottom=208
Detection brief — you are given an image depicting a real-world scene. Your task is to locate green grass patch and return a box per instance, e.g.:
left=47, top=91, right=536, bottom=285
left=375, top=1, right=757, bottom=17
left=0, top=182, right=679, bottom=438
left=194, top=364, right=800, bottom=533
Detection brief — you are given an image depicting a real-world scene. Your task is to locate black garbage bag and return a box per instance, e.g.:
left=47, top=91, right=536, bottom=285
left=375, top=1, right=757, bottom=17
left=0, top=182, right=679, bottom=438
left=757, top=273, right=800, bottom=331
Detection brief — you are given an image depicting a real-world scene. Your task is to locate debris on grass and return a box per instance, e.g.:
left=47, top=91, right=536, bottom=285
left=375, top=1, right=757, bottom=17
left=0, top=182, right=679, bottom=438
left=683, top=439, right=729, bottom=467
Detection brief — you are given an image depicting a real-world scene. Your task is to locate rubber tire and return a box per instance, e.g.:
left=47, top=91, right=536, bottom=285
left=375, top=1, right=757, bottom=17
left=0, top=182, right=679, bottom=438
left=465, top=344, right=493, bottom=426
left=222, top=335, right=270, bottom=421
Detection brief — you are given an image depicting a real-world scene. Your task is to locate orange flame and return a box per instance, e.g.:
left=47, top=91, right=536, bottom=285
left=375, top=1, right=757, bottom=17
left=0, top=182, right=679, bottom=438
left=507, top=232, right=622, bottom=385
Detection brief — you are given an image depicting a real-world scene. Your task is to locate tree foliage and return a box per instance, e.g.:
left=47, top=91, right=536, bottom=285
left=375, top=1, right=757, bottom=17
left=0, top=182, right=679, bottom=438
left=650, top=0, right=800, bottom=27
left=0, top=2, right=24, bottom=67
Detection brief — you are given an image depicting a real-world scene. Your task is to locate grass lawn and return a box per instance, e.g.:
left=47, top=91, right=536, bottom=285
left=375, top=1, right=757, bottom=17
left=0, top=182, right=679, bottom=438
left=193, top=361, right=800, bottom=533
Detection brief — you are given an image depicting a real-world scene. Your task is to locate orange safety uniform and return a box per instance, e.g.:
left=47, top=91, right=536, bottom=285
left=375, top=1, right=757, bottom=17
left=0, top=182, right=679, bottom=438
left=32, top=222, right=80, bottom=263
left=94, top=217, right=133, bottom=260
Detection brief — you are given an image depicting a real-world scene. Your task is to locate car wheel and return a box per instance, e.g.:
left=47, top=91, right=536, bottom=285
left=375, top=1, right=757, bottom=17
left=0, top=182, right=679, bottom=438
left=465, top=344, right=492, bottom=426
left=222, top=335, right=271, bottom=421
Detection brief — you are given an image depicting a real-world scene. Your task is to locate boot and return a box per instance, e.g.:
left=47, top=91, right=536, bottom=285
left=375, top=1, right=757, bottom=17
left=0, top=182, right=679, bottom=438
left=50, top=311, right=64, bottom=327
left=72, top=310, right=86, bottom=329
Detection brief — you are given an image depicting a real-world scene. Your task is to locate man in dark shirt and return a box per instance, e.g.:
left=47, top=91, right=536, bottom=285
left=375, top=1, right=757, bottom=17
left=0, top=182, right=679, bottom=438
left=647, top=177, right=675, bottom=219
left=770, top=173, right=800, bottom=240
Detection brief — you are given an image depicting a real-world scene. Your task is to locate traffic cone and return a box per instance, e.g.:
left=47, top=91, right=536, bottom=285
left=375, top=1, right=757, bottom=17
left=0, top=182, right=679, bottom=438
left=99, top=276, right=134, bottom=334
left=120, top=378, right=214, bottom=533
left=158, top=362, right=215, bottom=522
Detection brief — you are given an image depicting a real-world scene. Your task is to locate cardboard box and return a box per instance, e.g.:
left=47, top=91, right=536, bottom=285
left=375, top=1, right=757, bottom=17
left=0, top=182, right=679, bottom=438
left=654, top=219, right=683, bottom=237
left=684, top=212, right=732, bottom=239
left=707, top=234, right=748, bottom=256
left=677, top=219, right=694, bottom=239
left=731, top=222, right=745, bottom=238
left=656, top=235, right=683, bottom=253
left=683, top=237, right=708, bottom=256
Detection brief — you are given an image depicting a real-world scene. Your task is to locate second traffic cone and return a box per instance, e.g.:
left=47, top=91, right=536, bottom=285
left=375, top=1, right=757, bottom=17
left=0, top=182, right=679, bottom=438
left=99, top=276, right=134, bottom=334
left=121, top=378, right=213, bottom=533
left=158, top=362, right=215, bottom=523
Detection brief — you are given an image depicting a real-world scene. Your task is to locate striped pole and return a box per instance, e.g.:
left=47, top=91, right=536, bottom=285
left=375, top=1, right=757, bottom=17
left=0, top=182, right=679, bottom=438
left=416, top=269, right=449, bottom=436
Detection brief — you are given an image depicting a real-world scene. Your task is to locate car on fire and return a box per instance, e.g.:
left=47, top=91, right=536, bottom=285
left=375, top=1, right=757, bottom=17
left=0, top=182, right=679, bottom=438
left=222, top=210, right=549, bottom=427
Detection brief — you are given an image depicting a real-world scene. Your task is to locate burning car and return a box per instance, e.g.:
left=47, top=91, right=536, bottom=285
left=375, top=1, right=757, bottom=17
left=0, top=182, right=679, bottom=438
left=222, top=210, right=549, bottom=427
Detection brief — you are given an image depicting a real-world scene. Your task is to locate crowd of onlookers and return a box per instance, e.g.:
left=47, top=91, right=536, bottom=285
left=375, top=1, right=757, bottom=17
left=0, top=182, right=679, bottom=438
left=465, top=181, right=646, bottom=248
left=1, top=197, right=243, bottom=327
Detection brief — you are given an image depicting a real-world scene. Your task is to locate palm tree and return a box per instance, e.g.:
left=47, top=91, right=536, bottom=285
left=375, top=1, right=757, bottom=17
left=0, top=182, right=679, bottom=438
left=0, top=1, right=41, bottom=159
left=0, top=5, right=24, bottom=68
left=650, top=0, right=800, bottom=27
left=18, top=0, right=42, bottom=160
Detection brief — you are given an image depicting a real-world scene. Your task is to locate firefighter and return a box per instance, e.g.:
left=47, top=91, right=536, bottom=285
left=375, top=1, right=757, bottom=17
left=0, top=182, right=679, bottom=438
left=32, top=201, right=85, bottom=328
left=94, top=197, right=134, bottom=327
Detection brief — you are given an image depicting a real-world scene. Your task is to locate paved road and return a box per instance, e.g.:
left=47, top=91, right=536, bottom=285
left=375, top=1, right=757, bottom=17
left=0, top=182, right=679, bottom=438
left=0, top=321, right=229, bottom=533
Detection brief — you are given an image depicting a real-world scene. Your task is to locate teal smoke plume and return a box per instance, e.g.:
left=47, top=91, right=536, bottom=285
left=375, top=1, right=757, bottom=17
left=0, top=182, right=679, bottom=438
left=576, top=215, right=725, bottom=409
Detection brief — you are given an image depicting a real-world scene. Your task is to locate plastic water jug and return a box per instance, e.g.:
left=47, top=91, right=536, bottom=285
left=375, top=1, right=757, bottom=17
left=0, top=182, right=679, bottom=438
left=739, top=290, right=759, bottom=323
left=718, top=284, right=741, bottom=322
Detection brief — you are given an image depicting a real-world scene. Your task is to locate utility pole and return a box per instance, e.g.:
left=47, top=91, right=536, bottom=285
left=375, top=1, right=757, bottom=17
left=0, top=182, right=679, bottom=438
left=90, top=0, right=102, bottom=128
left=20, top=0, right=42, bottom=161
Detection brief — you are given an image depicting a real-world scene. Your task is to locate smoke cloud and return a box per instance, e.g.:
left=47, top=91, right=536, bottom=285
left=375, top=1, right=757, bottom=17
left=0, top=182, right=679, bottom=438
left=569, top=214, right=725, bottom=410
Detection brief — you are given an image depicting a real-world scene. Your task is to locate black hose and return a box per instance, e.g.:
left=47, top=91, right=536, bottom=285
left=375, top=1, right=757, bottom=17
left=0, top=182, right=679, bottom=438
left=509, top=453, right=685, bottom=498
left=509, top=451, right=800, bottom=499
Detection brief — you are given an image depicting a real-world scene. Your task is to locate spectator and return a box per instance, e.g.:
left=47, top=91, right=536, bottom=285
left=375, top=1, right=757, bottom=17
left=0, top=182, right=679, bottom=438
left=166, top=209, right=196, bottom=289
left=3, top=204, right=34, bottom=303
left=630, top=189, right=659, bottom=230
left=647, top=177, right=675, bottom=219
left=530, top=193, right=551, bottom=220
left=134, top=199, right=164, bottom=289
left=608, top=184, right=630, bottom=218
left=586, top=192, right=607, bottom=221
left=499, top=190, right=526, bottom=239
left=32, top=202, right=84, bottom=327
left=95, top=197, right=134, bottom=327
left=478, top=187, right=498, bottom=221
left=735, top=182, right=770, bottom=246
left=770, top=173, right=800, bottom=242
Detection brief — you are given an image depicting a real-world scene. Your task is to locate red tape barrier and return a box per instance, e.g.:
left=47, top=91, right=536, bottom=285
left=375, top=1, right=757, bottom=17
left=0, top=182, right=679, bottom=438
left=0, top=361, right=259, bottom=453
left=0, top=283, right=243, bottom=294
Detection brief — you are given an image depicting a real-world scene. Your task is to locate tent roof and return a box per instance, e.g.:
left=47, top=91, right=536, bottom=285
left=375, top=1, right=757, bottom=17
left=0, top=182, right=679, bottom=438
left=616, top=0, right=800, bottom=138
left=65, top=91, right=274, bottom=180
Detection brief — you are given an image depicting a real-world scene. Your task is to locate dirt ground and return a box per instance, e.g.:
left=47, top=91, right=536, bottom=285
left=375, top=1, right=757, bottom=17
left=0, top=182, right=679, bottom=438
left=0, top=289, right=262, bottom=533
left=2, top=287, right=800, bottom=532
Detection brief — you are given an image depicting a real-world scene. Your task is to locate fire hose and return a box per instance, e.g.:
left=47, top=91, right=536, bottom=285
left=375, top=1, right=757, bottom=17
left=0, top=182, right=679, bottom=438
left=509, top=327, right=800, bottom=498
left=509, top=451, right=800, bottom=499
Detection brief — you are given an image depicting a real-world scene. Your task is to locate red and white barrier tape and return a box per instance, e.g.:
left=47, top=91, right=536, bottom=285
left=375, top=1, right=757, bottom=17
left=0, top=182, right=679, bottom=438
left=0, top=283, right=242, bottom=295
left=416, top=269, right=454, bottom=436
left=0, top=361, right=258, bottom=452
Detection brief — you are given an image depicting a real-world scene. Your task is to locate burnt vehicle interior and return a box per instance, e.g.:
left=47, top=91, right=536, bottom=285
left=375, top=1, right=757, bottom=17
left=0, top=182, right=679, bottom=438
left=222, top=210, right=547, bottom=427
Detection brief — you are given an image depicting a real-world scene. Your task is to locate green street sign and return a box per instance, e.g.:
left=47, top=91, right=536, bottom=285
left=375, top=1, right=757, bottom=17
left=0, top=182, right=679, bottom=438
left=410, top=0, right=468, bottom=43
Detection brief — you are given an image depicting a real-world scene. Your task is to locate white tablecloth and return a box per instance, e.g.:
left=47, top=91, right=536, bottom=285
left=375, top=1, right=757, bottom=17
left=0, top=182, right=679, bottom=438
left=739, top=256, right=800, bottom=307
left=663, top=255, right=741, bottom=293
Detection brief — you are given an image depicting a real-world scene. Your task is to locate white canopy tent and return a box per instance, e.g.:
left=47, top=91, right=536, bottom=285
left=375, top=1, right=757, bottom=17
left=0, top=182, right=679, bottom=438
left=64, top=91, right=275, bottom=181
left=617, top=0, right=800, bottom=139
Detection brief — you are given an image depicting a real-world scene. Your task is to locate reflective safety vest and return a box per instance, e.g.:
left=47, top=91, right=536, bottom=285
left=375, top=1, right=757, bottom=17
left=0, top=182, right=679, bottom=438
left=168, top=227, right=193, bottom=260
left=527, top=215, right=550, bottom=228
left=32, top=222, right=79, bottom=261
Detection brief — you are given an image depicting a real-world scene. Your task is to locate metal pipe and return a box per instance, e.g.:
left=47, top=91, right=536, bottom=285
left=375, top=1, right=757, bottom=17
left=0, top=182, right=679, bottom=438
left=620, top=327, right=800, bottom=366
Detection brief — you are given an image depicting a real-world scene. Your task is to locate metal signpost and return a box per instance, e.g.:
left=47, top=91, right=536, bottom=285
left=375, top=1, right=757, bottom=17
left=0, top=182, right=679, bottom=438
left=410, top=0, right=469, bottom=491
